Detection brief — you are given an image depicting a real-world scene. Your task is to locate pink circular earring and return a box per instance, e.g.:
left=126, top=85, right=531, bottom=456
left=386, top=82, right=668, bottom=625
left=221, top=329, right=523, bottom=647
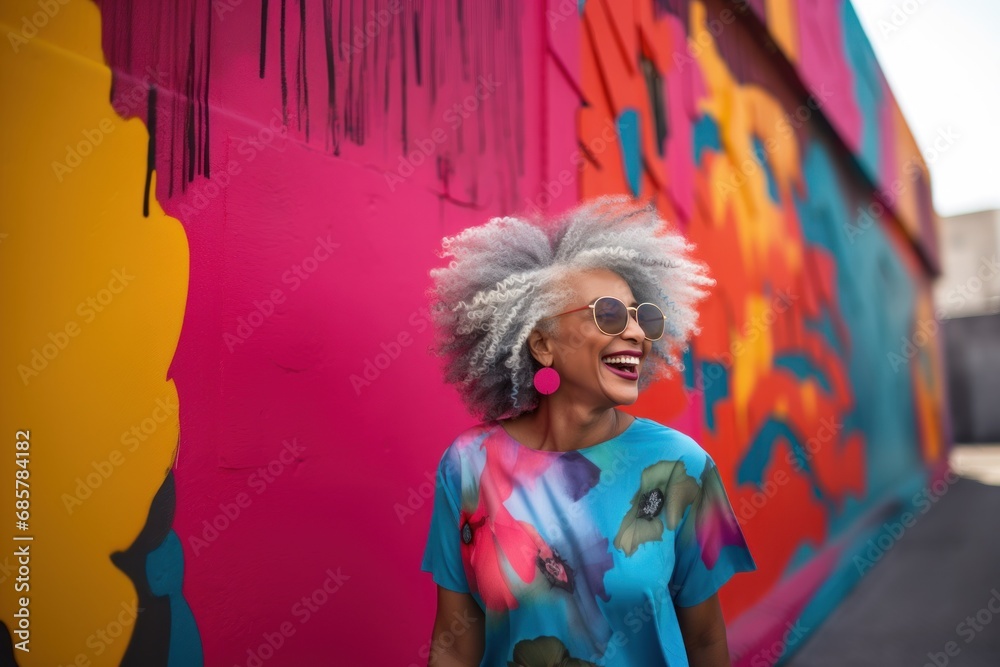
left=533, top=366, right=560, bottom=395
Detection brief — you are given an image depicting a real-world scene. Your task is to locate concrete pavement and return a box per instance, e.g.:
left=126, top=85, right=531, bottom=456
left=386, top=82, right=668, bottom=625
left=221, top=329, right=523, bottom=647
left=786, top=446, right=1000, bottom=666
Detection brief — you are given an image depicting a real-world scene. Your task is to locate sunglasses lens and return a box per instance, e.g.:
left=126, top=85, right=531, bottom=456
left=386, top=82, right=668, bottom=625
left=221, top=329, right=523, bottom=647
left=594, top=297, right=628, bottom=335
left=637, top=303, right=665, bottom=340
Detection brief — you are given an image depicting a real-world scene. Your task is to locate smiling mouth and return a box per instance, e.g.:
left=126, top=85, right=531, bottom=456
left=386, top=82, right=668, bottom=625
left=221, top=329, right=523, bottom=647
left=602, top=355, right=640, bottom=380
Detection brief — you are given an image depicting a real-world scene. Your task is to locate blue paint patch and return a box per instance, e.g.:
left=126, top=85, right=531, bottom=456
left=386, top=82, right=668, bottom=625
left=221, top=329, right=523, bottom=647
left=775, top=353, right=832, bottom=392
left=753, top=135, right=781, bottom=203
left=701, top=360, right=729, bottom=431
left=147, top=530, right=204, bottom=667
left=682, top=347, right=696, bottom=390
left=783, top=541, right=820, bottom=577
left=795, top=140, right=919, bottom=522
left=827, top=493, right=868, bottom=537
left=693, top=114, right=722, bottom=164
left=842, top=2, right=883, bottom=181
left=616, top=109, right=642, bottom=197
left=805, top=310, right=844, bottom=357
left=737, top=417, right=831, bottom=509
left=578, top=0, right=586, bottom=15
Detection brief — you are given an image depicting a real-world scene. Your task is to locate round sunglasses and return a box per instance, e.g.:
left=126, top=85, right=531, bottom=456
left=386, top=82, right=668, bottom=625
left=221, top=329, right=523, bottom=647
left=540, top=296, right=667, bottom=341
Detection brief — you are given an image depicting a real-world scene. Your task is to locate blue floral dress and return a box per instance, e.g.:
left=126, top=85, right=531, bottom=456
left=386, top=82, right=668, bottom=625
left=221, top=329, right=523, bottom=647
left=421, top=415, right=756, bottom=666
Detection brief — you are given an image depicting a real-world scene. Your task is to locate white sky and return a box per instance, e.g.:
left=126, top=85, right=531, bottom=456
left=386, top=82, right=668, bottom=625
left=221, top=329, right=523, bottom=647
left=852, top=0, right=1000, bottom=216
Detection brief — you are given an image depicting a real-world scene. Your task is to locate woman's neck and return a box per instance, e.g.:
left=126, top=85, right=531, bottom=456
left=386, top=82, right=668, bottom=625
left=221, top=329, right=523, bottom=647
left=503, top=401, right=631, bottom=452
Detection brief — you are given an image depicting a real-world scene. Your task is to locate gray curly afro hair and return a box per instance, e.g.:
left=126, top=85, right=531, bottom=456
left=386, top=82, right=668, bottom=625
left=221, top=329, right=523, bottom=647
left=425, top=195, right=714, bottom=422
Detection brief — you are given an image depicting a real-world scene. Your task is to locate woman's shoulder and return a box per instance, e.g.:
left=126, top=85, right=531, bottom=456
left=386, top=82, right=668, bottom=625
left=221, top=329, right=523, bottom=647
left=427, top=422, right=498, bottom=492
left=627, top=417, right=714, bottom=467
left=434, top=421, right=497, bottom=464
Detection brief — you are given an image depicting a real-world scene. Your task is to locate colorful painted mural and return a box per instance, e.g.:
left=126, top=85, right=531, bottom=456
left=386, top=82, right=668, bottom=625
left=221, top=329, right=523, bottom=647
left=0, top=0, right=947, bottom=665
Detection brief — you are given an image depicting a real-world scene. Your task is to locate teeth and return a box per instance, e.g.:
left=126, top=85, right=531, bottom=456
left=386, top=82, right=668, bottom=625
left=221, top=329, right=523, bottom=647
left=602, top=355, right=640, bottom=365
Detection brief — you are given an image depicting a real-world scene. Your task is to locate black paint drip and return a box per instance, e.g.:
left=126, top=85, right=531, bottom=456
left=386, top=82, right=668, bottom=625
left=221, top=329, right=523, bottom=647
left=260, top=0, right=269, bottom=78
left=143, top=84, right=157, bottom=218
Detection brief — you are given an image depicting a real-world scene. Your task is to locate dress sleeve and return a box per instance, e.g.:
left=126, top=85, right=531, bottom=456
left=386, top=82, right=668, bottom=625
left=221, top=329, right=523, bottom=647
left=669, top=454, right=756, bottom=607
left=420, top=444, right=471, bottom=594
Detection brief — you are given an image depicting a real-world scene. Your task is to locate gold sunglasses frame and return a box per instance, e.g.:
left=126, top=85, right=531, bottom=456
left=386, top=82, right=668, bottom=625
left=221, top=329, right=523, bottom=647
left=539, top=295, right=667, bottom=341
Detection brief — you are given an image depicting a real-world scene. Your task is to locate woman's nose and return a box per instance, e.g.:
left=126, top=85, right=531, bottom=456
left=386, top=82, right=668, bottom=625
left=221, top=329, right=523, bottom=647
left=621, top=310, right=645, bottom=341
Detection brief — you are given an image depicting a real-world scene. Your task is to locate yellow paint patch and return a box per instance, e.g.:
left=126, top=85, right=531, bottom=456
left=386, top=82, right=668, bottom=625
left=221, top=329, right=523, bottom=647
left=692, top=4, right=803, bottom=286
left=774, top=396, right=788, bottom=420
left=729, top=295, right=776, bottom=439
left=912, top=293, right=945, bottom=463
left=801, top=378, right=817, bottom=421
left=0, top=1, right=188, bottom=663
left=891, top=102, right=926, bottom=242
left=765, top=0, right=799, bottom=63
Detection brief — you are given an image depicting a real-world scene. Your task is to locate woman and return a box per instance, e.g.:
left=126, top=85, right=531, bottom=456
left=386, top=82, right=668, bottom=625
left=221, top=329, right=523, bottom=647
left=421, top=196, right=756, bottom=666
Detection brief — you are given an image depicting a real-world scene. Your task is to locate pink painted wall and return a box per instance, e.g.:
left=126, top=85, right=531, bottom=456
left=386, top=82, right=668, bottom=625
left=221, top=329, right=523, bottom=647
left=95, top=1, right=565, bottom=664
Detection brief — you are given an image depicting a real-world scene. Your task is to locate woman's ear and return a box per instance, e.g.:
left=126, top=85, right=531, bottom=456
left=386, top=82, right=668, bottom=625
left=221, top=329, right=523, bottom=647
left=527, top=328, right=555, bottom=367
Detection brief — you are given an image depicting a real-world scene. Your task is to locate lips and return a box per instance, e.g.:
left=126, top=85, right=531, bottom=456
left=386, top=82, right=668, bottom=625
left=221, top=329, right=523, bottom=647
left=602, top=351, right=641, bottom=380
